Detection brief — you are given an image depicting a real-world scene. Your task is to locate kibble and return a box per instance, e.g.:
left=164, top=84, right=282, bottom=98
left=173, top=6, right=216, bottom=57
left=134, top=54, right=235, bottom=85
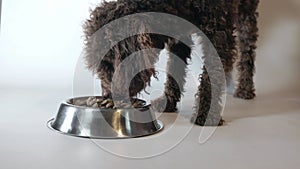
left=73, top=99, right=86, bottom=106
left=86, top=97, right=97, bottom=106
left=92, top=103, right=98, bottom=108
left=73, top=97, right=147, bottom=109
left=106, top=102, right=114, bottom=108
left=100, top=99, right=110, bottom=106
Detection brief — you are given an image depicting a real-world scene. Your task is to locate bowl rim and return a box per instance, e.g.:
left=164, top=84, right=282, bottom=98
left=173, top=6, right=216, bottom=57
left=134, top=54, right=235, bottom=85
left=64, top=96, right=151, bottom=111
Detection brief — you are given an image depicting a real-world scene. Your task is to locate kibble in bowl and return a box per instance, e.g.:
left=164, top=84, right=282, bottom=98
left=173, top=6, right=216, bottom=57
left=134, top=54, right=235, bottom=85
left=71, top=96, right=148, bottom=109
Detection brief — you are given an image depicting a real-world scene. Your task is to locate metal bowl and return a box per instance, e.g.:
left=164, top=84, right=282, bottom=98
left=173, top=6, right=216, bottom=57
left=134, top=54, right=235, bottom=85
left=47, top=97, right=163, bottom=139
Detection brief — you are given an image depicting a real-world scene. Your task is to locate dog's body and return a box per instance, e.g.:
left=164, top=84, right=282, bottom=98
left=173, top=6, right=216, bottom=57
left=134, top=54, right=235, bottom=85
left=83, top=0, right=259, bottom=126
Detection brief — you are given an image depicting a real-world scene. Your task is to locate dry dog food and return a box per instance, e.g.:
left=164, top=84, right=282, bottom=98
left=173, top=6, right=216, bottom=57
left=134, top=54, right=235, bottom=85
left=73, top=97, right=146, bottom=109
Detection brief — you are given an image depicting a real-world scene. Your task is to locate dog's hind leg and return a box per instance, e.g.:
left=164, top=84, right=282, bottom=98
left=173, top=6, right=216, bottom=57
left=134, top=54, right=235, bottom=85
left=192, top=37, right=226, bottom=126
left=192, top=18, right=237, bottom=126
left=192, top=0, right=239, bottom=126
left=234, top=0, right=259, bottom=100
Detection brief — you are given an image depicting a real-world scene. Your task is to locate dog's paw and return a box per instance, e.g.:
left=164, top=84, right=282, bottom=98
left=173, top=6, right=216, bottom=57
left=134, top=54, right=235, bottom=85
left=234, top=90, right=256, bottom=100
left=151, top=96, right=177, bottom=113
left=191, top=114, right=224, bottom=126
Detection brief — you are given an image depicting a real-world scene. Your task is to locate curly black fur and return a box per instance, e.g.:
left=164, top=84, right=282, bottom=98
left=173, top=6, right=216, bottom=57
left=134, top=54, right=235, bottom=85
left=83, top=0, right=259, bottom=126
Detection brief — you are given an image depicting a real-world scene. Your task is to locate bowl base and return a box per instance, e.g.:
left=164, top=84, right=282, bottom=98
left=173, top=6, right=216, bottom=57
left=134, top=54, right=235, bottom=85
left=47, top=118, right=164, bottom=139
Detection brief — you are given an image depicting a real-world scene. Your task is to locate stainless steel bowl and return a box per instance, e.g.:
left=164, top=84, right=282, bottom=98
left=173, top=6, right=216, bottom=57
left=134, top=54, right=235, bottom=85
left=47, top=97, right=163, bottom=139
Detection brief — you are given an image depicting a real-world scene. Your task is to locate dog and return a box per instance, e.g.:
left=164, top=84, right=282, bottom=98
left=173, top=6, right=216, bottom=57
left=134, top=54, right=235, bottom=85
left=83, top=0, right=259, bottom=126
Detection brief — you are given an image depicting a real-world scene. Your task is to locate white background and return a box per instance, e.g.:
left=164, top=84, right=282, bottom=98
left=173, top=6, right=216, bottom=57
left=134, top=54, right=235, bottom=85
left=0, top=0, right=99, bottom=88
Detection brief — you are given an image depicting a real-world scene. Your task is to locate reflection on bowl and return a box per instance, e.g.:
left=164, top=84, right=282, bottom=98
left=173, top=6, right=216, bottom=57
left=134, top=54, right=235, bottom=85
left=47, top=96, right=164, bottom=139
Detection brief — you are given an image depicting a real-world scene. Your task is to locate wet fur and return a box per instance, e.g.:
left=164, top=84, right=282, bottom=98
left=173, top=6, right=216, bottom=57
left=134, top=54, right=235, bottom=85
left=83, top=0, right=259, bottom=126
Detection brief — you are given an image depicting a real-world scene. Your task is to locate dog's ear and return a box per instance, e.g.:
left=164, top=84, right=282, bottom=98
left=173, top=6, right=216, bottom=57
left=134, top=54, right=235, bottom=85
left=83, top=1, right=129, bottom=74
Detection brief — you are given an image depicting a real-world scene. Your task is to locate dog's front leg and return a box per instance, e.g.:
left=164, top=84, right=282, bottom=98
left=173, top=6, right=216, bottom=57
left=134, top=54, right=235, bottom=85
left=151, top=37, right=192, bottom=113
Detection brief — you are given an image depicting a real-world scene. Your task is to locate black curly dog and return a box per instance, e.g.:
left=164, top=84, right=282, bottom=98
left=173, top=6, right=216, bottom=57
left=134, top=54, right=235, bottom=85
left=83, top=0, right=259, bottom=126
